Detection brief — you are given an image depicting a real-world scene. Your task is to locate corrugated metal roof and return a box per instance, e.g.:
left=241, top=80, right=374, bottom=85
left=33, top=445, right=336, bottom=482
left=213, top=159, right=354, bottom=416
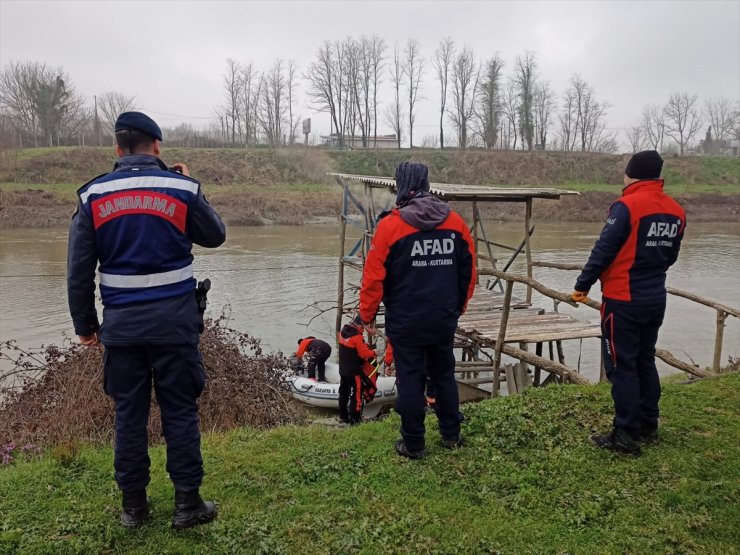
left=328, top=173, right=579, bottom=201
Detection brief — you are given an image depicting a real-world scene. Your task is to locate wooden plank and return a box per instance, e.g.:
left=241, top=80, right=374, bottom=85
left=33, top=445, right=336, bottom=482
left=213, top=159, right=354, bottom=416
left=504, top=364, right=518, bottom=395
left=515, top=362, right=531, bottom=391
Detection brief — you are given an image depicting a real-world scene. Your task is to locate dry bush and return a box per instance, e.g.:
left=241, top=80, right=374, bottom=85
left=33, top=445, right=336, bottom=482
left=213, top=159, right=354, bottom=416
left=0, top=316, right=302, bottom=447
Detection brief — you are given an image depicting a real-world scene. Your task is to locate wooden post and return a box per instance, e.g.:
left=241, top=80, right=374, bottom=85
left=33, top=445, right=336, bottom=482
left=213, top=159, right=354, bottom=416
left=524, top=198, right=533, bottom=304
left=534, top=342, right=542, bottom=386
left=492, top=279, right=514, bottom=397
left=336, top=214, right=347, bottom=335
left=713, top=310, right=728, bottom=371
left=361, top=182, right=371, bottom=260
left=599, top=353, right=606, bottom=383
left=556, top=340, right=565, bottom=365
left=472, top=201, right=480, bottom=284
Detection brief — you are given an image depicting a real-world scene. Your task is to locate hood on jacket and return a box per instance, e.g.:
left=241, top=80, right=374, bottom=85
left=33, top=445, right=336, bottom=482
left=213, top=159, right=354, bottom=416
left=398, top=195, right=451, bottom=231
left=395, top=162, right=430, bottom=205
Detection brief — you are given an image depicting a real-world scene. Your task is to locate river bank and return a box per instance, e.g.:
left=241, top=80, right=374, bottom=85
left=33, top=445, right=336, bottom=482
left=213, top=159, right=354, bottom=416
left=1, top=185, right=738, bottom=229
left=1, top=147, right=738, bottom=228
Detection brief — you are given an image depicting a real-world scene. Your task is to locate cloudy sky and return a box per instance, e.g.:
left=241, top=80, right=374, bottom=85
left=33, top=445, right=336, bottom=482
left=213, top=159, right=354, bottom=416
left=1, top=0, right=738, bottom=146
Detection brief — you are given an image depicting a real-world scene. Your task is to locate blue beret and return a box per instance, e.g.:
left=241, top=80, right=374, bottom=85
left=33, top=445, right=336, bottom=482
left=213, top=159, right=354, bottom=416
left=114, top=111, right=163, bottom=141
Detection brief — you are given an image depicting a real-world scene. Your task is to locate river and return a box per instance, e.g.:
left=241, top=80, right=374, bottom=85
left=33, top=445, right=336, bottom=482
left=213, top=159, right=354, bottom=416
left=1, top=222, right=738, bottom=382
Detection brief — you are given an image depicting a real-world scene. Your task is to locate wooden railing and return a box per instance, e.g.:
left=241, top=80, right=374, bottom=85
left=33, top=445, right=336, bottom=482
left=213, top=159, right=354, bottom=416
left=530, top=260, right=739, bottom=373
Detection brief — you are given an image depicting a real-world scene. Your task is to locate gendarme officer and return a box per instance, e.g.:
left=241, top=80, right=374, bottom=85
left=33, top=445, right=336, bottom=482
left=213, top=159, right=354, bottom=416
left=67, top=111, right=226, bottom=528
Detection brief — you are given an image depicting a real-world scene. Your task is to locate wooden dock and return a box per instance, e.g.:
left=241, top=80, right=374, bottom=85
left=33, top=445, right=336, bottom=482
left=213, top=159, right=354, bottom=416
left=329, top=172, right=733, bottom=397
left=455, top=285, right=601, bottom=394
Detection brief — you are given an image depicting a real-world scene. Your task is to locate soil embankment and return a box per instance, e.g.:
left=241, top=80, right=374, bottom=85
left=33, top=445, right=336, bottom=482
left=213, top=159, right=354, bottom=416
left=0, top=148, right=737, bottom=228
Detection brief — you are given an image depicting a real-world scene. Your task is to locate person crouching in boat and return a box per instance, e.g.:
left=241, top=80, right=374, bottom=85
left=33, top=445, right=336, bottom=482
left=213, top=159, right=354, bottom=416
left=338, top=316, right=378, bottom=424
left=295, top=337, right=332, bottom=383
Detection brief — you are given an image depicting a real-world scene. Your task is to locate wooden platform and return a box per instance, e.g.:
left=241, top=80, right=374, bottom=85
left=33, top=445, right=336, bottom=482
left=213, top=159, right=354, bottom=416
left=458, top=286, right=601, bottom=344
left=330, top=173, right=579, bottom=202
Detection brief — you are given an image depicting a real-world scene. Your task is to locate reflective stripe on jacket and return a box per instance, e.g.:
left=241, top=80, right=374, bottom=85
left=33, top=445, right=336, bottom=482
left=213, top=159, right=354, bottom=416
left=67, top=154, right=226, bottom=342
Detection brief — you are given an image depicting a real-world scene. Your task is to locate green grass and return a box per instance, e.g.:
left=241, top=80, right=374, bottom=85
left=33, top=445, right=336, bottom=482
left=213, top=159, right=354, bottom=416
left=558, top=180, right=740, bottom=195
left=1, top=374, right=738, bottom=554
left=0, top=182, right=81, bottom=200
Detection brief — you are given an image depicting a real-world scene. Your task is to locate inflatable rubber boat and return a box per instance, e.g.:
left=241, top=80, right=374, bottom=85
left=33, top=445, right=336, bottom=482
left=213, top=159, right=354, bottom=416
left=285, top=360, right=397, bottom=419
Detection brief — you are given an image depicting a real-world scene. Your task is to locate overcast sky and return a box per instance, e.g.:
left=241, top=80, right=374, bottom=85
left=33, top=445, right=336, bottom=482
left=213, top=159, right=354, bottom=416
left=1, top=0, right=738, bottom=146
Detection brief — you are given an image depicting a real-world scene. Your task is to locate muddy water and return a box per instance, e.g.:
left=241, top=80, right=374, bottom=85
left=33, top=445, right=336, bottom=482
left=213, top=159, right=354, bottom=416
left=1, top=223, right=738, bottom=382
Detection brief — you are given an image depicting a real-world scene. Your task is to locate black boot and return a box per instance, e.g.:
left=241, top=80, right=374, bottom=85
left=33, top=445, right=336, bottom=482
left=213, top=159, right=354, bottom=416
left=120, top=489, right=151, bottom=528
left=590, top=428, right=641, bottom=457
left=172, top=490, right=217, bottom=530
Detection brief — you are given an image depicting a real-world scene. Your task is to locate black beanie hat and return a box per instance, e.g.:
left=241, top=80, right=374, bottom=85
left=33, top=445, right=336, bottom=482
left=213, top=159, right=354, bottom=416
left=395, top=162, right=430, bottom=205
left=625, top=150, right=663, bottom=180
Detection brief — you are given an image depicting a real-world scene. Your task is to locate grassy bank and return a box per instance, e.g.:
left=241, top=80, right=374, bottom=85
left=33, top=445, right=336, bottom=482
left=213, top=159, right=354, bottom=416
left=1, top=373, right=738, bottom=554
left=1, top=148, right=738, bottom=228
left=2, top=147, right=739, bottom=190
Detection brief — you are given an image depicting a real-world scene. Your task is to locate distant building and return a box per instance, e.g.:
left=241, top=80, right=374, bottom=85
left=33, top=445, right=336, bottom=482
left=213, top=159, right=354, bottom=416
left=320, top=134, right=398, bottom=150
left=697, top=137, right=739, bottom=156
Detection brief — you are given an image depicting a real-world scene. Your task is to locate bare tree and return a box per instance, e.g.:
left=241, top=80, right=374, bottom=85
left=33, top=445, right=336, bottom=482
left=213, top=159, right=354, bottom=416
left=240, top=62, right=260, bottom=146
left=286, top=60, right=299, bottom=144
left=97, top=92, right=136, bottom=137
left=514, top=51, right=536, bottom=151
left=0, top=60, right=85, bottom=147
left=561, top=74, right=617, bottom=153
left=385, top=42, right=404, bottom=149
left=664, top=92, right=702, bottom=155
left=473, top=54, right=503, bottom=149
left=306, top=41, right=345, bottom=147
left=532, top=81, right=555, bottom=150
left=256, top=59, right=288, bottom=147
left=704, top=97, right=737, bottom=146
left=403, top=39, right=424, bottom=149
left=557, top=85, right=577, bottom=152
left=0, top=60, right=42, bottom=145
left=369, top=35, right=387, bottom=148
left=501, top=78, right=519, bottom=150
left=343, top=37, right=374, bottom=147
left=432, top=37, right=454, bottom=149
left=222, top=58, right=242, bottom=144
left=421, top=134, right=439, bottom=148
left=641, top=104, right=666, bottom=151
left=625, top=125, right=648, bottom=153
left=449, top=46, right=478, bottom=149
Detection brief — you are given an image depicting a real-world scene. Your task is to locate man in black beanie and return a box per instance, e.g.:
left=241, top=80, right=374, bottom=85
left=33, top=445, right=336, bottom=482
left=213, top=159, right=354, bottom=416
left=572, top=150, right=686, bottom=456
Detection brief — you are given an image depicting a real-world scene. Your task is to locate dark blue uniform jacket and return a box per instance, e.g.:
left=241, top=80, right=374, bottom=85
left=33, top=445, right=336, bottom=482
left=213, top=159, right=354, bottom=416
left=67, top=155, right=226, bottom=345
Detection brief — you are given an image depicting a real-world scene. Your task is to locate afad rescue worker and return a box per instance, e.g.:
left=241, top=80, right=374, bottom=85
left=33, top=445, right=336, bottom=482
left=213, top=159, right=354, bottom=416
left=338, top=315, right=378, bottom=424
left=67, top=112, right=226, bottom=528
left=295, top=336, right=332, bottom=382
left=360, top=162, right=476, bottom=459
left=572, top=150, right=685, bottom=457
left=383, top=341, right=435, bottom=410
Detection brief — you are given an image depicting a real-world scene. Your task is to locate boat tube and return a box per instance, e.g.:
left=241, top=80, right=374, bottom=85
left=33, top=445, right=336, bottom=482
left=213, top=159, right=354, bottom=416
left=284, top=360, right=397, bottom=419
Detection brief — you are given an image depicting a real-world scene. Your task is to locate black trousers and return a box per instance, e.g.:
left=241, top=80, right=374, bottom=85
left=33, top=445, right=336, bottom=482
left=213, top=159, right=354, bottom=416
left=601, top=299, right=665, bottom=439
left=392, top=340, right=461, bottom=451
left=103, top=343, right=206, bottom=493
left=338, top=374, right=363, bottom=423
left=306, top=353, right=330, bottom=381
